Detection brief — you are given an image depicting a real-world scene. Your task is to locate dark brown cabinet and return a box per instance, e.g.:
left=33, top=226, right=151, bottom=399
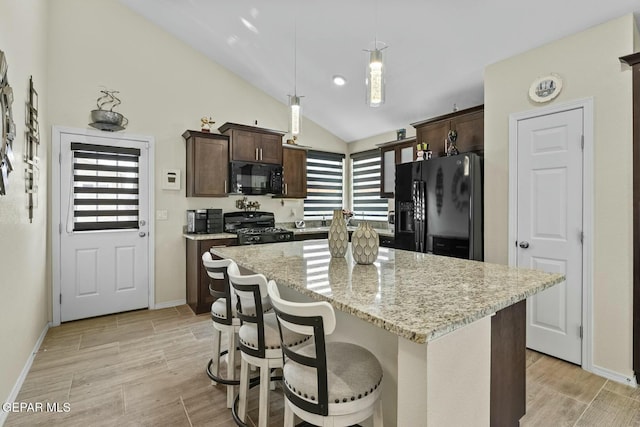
left=412, top=105, right=484, bottom=158
left=379, top=137, right=416, bottom=198
left=218, top=122, right=285, bottom=165
left=186, top=237, right=237, bottom=314
left=281, top=146, right=307, bottom=198
left=182, top=130, right=229, bottom=197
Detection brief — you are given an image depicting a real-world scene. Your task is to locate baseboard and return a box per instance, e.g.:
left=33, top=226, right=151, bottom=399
left=153, top=299, right=186, bottom=309
left=0, top=322, right=50, bottom=426
left=591, top=364, right=638, bottom=388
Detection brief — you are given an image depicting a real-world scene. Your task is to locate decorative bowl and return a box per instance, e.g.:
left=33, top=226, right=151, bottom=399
left=91, top=109, right=124, bottom=126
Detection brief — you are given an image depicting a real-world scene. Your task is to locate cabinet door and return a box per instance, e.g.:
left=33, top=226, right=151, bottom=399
left=416, top=120, right=449, bottom=158
left=231, top=130, right=259, bottom=162
left=399, top=144, right=415, bottom=163
left=193, top=136, right=228, bottom=196
left=450, top=111, right=484, bottom=154
left=283, top=147, right=307, bottom=198
left=258, top=133, right=284, bottom=164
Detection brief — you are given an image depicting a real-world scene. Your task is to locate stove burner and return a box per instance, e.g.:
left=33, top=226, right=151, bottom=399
left=236, top=226, right=294, bottom=245
left=236, top=227, right=290, bottom=235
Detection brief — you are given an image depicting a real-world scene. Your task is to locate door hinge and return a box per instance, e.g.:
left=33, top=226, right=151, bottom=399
left=579, top=325, right=583, bottom=338
left=59, top=294, right=62, bottom=304
left=58, top=153, right=61, bottom=164
left=580, top=135, right=584, bottom=150
left=59, top=223, right=62, bottom=234
left=580, top=231, right=584, bottom=244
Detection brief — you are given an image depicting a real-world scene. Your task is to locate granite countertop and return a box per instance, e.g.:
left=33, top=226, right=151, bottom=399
left=183, top=232, right=236, bottom=241
left=210, top=240, right=564, bottom=344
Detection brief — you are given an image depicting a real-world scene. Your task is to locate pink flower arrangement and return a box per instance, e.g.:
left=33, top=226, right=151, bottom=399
left=342, top=209, right=354, bottom=219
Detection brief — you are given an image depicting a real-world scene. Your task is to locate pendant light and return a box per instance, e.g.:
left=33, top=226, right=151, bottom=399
left=364, top=0, right=387, bottom=108
left=288, top=20, right=302, bottom=137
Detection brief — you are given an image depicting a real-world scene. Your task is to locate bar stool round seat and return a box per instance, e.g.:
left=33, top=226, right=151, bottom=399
left=267, top=281, right=384, bottom=427
left=283, top=341, right=382, bottom=414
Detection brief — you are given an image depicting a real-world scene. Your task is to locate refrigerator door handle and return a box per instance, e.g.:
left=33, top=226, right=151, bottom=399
left=411, top=181, right=420, bottom=251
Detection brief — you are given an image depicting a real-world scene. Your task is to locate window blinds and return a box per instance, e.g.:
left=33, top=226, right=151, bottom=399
left=304, top=150, right=345, bottom=220
left=350, top=149, right=388, bottom=222
left=71, top=143, right=140, bottom=231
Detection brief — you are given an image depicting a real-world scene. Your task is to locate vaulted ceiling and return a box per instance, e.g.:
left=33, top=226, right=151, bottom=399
left=120, top=0, right=640, bottom=142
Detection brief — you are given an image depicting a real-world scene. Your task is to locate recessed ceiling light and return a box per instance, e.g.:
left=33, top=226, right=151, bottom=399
left=332, top=75, right=347, bottom=86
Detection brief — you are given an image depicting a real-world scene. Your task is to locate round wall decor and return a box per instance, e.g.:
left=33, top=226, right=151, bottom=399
left=528, top=73, right=563, bottom=103
left=0, top=49, right=15, bottom=196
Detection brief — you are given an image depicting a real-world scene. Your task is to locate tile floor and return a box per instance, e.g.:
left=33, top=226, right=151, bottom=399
left=4, top=306, right=640, bottom=426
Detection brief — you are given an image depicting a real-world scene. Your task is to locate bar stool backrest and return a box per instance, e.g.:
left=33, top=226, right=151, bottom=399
left=228, top=268, right=270, bottom=359
left=267, top=281, right=336, bottom=416
left=202, top=252, right=235, bottom=325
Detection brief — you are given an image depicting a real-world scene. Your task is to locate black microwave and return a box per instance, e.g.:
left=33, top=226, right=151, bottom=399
left=229, top=162, right=283, bottom=195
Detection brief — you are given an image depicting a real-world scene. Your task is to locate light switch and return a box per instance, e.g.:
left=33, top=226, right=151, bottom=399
left=156, top=210, right=168, bottom=220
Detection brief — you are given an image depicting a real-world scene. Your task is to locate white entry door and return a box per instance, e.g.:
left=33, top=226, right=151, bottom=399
left=516, top=108, right=583, bottom=364
left=59, top=131, right=150, bottom=322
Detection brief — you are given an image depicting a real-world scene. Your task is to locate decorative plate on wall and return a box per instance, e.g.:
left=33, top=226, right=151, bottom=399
left=528, top=73, right=563, bottom=103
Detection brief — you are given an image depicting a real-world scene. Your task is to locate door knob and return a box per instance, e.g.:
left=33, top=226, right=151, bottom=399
left=519, top=241, right=530, bottom=248
left=139, top=232, right=147, bottom=237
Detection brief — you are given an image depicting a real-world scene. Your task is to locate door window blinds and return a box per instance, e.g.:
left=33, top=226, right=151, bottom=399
left=351, top=149, right=388, bottom=222
left=71, top=142, right=140, bottom=231
left=304, top=150, right=345, bottom=220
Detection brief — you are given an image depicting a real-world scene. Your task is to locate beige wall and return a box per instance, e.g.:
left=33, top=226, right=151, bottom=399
left=0, top=0, right=49, bottom=407
left=485, top=14, right=636, bottom=377
left=46, top=0, right=346, bottom=305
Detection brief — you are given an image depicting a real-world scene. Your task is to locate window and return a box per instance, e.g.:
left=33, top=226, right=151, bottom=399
left=350, top=149, right=387, bottom=222
left=71, top=142, right=140, bottom=231
left=304, top=150, right=345, bottom=220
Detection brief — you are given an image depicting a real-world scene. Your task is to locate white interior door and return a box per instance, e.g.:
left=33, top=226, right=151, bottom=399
left=59, top=132, right=150, bottom=322
left=516, top=108, right=583, bottom=365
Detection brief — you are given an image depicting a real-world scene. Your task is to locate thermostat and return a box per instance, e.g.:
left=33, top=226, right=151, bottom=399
left=162, top=169, right=180, bottom=190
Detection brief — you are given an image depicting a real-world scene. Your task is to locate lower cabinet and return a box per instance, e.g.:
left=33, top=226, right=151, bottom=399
left=185, top=238, right=237, bottom=314
left=491, top=300, right=526, bottom=426
left=380, top=236, right=395, bottom=248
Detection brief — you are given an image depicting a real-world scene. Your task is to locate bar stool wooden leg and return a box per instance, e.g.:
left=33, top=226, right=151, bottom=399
left=283, top=401, right=294, bottom=427
left=226, top=330, right=237, bottom=408
left=238, top=358, right=250, bottom=422
left=258, top=365, right=271, bottom=427
left=374, top=399, right=384, bottom=427
left=210, top=328, right=221, bottom=385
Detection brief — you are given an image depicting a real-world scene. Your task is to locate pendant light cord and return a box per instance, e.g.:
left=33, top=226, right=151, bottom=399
left=294, top=19, right=297, bottom=96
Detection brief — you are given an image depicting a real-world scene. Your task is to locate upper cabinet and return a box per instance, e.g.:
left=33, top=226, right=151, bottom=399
left=379, top=137, right=416, bottom=198
left=218, top=122, right=285, bottom=165
left=281, top=146, right=307, bottom=198
left=412, top=105, right=484, bottom=158
left=182, top=130, right=229, bottom=197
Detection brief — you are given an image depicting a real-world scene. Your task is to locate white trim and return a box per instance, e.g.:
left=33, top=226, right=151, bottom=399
left=508, top=97, right=594, bottom=373
left=591, top=364, right=638, bottom=388
left=153, top=299, right=187, bottom=310
left=51, top=126, right=156, bottom=326
left=0, top=323, right=50, bottom=425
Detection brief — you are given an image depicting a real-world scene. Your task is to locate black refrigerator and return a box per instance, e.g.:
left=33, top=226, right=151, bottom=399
left=394, top=153, right=483, bottom=260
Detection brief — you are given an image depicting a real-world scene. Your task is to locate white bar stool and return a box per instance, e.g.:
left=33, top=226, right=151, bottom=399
left=228, top=268, right=308, bottom=427
left=202, top=253, right=242, bottom=409
left=267, top=281, right=384, bottom=427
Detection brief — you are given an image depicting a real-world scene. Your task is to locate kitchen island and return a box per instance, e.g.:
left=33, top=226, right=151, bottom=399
left=211, top=240, right=564, bottom=426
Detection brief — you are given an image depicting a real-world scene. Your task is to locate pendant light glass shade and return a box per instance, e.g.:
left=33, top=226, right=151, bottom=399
left=289, top=95, right=301, bottom=136
left=366, top=47, right=385, bottom=107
